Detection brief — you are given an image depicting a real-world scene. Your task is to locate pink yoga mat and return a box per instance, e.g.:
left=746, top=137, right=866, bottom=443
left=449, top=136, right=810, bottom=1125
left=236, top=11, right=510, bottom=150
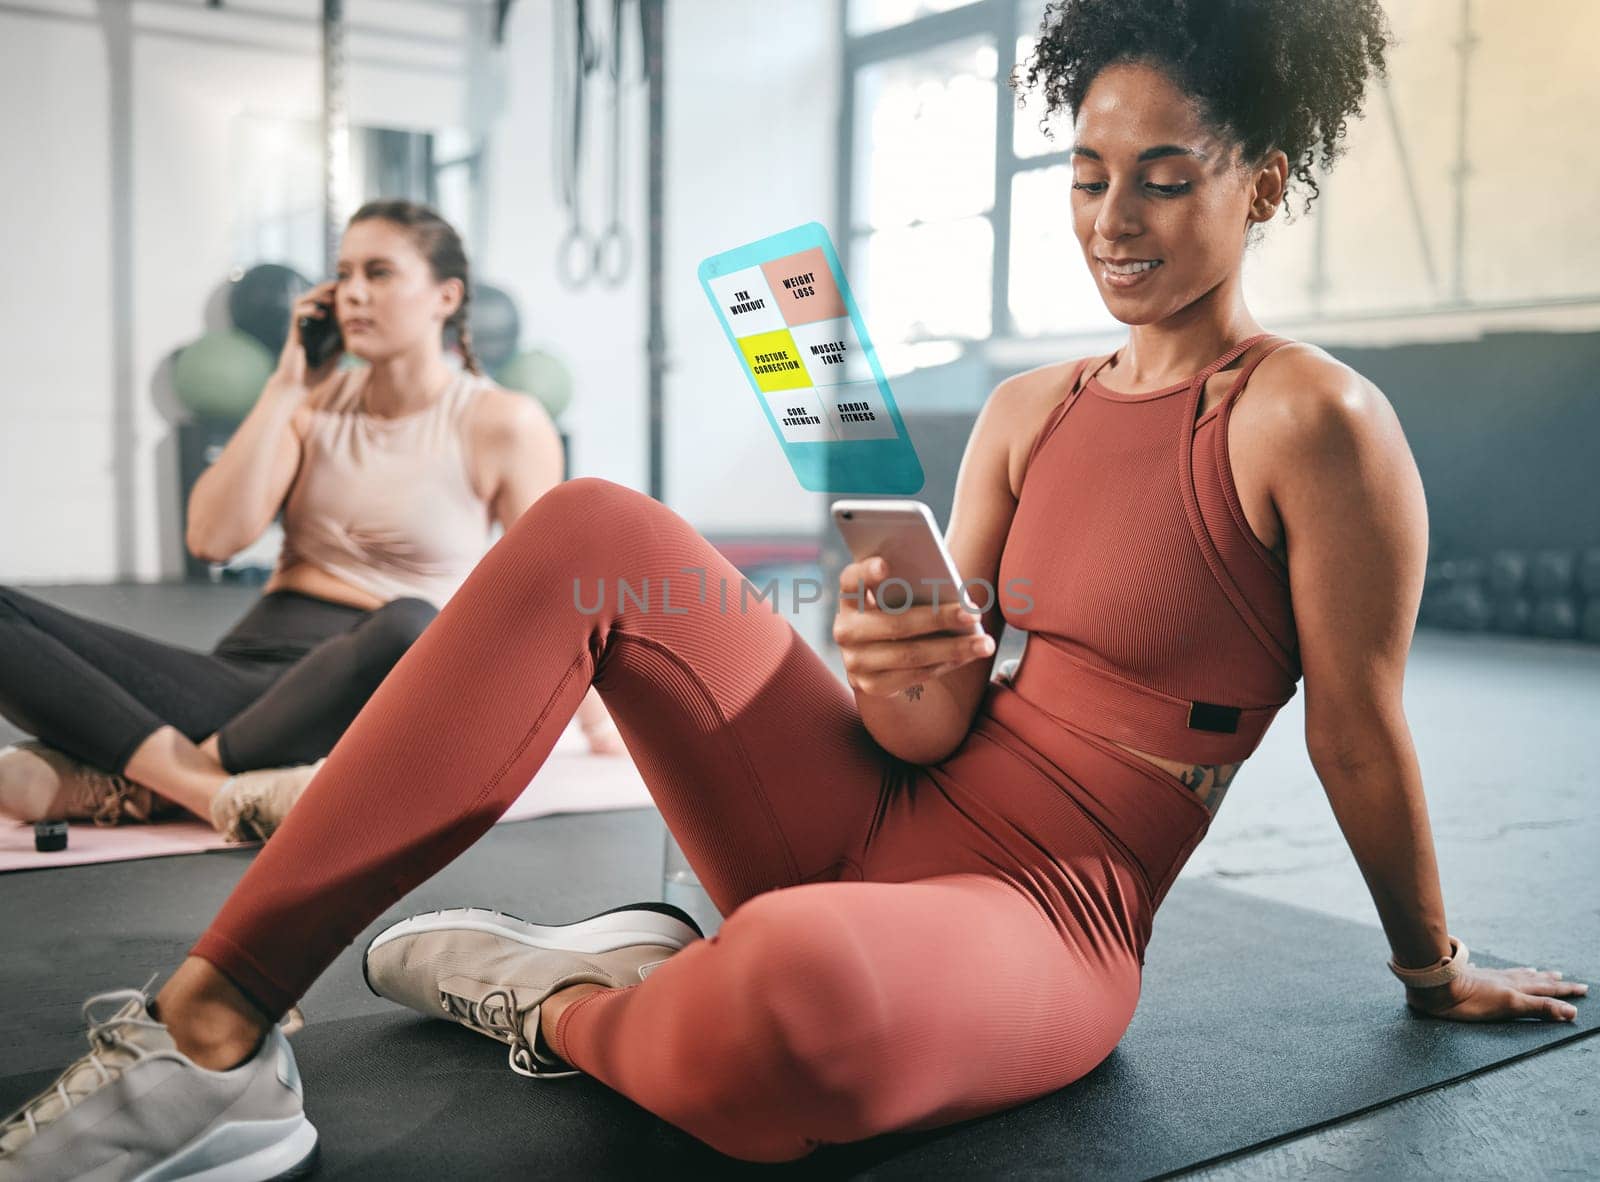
left=0, top=722, right=654, bottom=874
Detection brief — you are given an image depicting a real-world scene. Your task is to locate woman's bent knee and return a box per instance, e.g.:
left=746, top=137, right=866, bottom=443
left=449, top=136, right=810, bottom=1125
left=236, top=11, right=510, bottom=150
left=503, top=477, right=670, bottom=563
left=668, top=890, right=896, bottom=1158
left=365, top=597, right=437, bottom=652
left=343, top=598, right=438, bottom=679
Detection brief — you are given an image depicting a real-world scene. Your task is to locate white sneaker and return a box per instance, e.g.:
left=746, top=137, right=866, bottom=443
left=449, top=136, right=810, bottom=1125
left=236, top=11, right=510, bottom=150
left=362, top=902, right=704, bottom=1080
left=0, top=981, right=318, bottom=1181
left=210, top=759, right=326, bottom=843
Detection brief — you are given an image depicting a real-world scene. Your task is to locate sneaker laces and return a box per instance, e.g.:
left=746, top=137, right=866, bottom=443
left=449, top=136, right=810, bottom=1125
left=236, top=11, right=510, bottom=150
left=216, top=760, right=324, bottom=842
left=17, top=741, right=151, bottom=827
left=0, top=973, right=164, bottom=1153
left=439, top=986, right=561, bottom=1078
left=89, top=774, right=153, bottom=827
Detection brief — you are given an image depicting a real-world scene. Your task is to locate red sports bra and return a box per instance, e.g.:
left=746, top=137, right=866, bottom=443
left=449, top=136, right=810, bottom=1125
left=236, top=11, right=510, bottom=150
left=994, top=333, right=1303, bottom=764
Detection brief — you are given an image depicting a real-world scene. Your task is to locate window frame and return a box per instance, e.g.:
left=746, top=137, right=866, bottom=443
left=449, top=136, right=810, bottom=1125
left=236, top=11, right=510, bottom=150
left=839, top=0, right=1070, bottom=347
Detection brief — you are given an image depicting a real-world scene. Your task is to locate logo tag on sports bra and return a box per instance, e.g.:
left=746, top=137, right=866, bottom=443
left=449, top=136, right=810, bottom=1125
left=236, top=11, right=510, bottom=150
left=1188, top=701, right=1241, bottom=733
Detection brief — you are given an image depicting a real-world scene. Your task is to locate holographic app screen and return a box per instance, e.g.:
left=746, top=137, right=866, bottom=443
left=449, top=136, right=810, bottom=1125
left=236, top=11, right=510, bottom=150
left=698, top=222, right=924, bottom=495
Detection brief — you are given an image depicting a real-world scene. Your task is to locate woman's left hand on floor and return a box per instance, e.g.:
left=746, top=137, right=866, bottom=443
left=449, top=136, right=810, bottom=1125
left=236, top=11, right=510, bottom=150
left=1407, top=963, right=1588, bottom=1022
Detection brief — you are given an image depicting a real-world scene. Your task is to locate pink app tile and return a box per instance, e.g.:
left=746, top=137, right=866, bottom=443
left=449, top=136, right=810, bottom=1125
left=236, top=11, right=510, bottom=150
left=761, top=247, right=847, bottom=326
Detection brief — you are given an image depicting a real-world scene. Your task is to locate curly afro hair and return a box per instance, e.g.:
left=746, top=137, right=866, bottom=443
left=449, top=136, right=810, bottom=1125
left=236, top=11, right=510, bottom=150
left=1015, top=0, right=1393, bottom=224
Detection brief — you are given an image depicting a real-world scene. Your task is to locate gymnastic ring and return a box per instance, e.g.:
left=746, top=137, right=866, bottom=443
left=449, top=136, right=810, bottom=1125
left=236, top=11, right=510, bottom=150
left=596, top=224, right=631, bottom=288
left=558, top=227, right=599, bottom=289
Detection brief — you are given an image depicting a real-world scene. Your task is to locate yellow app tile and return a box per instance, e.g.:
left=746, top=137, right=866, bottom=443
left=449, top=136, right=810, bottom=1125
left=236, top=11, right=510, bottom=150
left=738, top=329, right=812, bottom=392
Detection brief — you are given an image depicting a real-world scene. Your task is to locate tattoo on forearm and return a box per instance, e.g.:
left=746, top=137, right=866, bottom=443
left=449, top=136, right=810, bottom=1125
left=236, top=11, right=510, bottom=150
left=904, top=682, right=924, bottom=701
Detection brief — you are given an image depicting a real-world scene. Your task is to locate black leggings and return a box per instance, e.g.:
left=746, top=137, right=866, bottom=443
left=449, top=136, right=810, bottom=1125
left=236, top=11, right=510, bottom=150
left=0, top=586, right=437, bottom=776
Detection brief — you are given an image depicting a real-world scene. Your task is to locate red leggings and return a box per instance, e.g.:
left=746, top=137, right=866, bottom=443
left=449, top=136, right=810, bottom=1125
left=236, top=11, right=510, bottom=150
left=190, top=478, right=1210, bottom=1163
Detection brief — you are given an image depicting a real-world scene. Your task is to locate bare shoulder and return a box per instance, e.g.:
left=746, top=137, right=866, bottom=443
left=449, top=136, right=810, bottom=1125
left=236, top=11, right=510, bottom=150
left=1243, top=341, right=1394, bottom=437
left=1241, top=342, right=1410, bottom=509
left=982, top=357, right=1093, bottom=500
left=466, top=383, right=560, bottom=450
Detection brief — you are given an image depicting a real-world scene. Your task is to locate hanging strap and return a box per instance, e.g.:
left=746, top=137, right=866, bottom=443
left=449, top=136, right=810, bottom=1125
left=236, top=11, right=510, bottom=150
left=1177, top=332, right=1300, bottom=678
left=1207, top=334, right=1294, bottom=421
left=1185, top=332, right=1275, bottom=397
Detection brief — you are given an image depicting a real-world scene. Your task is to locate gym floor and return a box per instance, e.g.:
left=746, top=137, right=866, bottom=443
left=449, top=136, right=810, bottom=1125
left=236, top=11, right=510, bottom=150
left=3, top=579, right=1596, bottom=1178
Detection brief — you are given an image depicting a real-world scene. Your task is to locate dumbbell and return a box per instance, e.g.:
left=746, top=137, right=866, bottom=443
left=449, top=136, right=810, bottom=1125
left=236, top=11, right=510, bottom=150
left=1422, top=558, right=1488, bottom=630
left=1530, top=595, right=1580, bottom=639
left=1492, top=595, right=1532, bottom=634
left=1579, top=548, right=1600, bottom=597
left=1439, top=583, right=1493, bottom=631
left=1582, top=599, right=1600, bottom=644
left=1487, top=550, right=1528, bottom=597
left=1529, top=550, right=1576, bottom=597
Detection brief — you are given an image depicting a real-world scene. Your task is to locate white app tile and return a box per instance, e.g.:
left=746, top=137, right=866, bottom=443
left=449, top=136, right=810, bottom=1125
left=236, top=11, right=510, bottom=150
left=763, top=389, right=834, bottom=443
left=789, top=316, right=864, bottom=387
left=843, top=349, right=876, bottom=384
left=822, top=380, right=896, bottom=441
left=707, top=267, right=785, bottom=335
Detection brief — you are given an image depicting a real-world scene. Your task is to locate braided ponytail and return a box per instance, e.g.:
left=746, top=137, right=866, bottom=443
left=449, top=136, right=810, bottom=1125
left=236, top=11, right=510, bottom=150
left=449, top=304, right=483, bottom=376
left=347, top=199, right=481, bottom=373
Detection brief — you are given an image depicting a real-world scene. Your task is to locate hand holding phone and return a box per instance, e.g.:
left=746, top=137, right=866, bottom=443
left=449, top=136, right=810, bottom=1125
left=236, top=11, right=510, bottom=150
left=298, top=303, right=343, bottom=372
left=831, top=499, right=992, bottom=698
left=295, top=281, right=343, bottom=374
left=269, top=280, right=342, bottom=395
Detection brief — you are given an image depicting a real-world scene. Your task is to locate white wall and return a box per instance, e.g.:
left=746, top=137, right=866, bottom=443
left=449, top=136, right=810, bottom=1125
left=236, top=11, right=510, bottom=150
left=660, top=0, right=840, bottom=532
left=0, top=2, right=119, bottom=582
left=478, top=0, right=651, bottom=500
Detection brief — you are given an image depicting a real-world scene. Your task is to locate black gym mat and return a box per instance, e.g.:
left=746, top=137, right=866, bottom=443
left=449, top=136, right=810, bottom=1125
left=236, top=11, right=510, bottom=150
left=1, top=809, right=1591, bottom=1179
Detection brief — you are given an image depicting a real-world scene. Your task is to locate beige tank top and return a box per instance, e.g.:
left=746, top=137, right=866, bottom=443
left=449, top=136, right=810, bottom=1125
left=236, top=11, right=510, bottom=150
left=275, top=366, right=494, bottom=609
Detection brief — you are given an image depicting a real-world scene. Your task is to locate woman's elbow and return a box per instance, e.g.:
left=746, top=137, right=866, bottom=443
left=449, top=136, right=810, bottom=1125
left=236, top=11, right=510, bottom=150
left=186, top=529, right=232, bottom=565
left=185, top=514, right=248, bottom=565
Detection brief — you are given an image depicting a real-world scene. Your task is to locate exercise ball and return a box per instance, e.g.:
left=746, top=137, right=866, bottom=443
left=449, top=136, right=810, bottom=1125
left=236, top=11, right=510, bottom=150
left=466, top=283, right=520, bottom=372
left=229, top=263, right=311, bottom=353
left=173, top=330, right=274, bottom=422
left=496, top=348, right=574, bottom=419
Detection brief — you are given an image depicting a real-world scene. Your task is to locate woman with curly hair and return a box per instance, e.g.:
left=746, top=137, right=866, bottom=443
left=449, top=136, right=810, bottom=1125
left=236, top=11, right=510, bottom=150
left=1, top=1, right=1586, bottom=1175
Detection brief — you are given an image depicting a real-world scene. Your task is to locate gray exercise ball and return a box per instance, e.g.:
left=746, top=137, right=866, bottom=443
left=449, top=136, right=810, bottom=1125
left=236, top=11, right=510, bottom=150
left=465, top=283, right=521, bottom=373
left=229, top=263, right=312, bottom=353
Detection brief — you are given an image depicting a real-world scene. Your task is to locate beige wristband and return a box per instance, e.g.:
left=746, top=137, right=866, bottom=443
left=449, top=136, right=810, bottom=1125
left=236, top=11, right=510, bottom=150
left=1389, top=935, right=1470, bottom=988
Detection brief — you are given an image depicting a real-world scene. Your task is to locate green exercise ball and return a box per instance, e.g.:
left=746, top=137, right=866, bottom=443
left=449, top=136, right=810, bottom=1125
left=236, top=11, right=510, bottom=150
left=174, top=329, right=274, bottom=421
left=496, top=348, right=574, bottom=419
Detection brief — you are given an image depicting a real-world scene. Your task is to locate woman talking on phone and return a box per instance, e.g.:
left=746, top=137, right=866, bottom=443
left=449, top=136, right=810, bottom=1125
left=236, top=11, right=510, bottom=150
left=2, top=3, right=1588, bottom=1176
left=0, top=200, right=622, bottom=845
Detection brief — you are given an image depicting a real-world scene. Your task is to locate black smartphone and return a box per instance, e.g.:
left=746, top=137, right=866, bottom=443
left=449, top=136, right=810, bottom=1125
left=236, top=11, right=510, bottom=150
left=298, top=298, right=343, bottom=371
